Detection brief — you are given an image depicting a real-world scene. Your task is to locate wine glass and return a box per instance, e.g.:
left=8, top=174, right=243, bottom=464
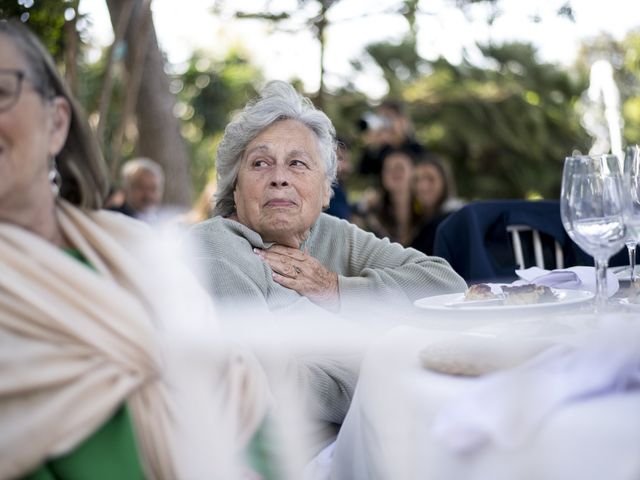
left=560, top=154, right=627, bottom=311
left=623, top=145, right=640, bottom=282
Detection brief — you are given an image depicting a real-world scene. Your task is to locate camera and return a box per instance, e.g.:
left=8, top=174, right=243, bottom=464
left=358, top=112, right=392, bottom=132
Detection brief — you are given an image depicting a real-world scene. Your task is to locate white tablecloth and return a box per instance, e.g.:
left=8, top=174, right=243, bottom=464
left=329, top=314, right=640, bottom=480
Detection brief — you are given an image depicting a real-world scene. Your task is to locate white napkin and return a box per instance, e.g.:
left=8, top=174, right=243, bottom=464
left=515, top=266, right=619, bottom=297
left=431, top=319, right=640, bottom=453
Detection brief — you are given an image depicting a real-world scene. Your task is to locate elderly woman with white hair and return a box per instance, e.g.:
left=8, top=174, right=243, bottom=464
left=188, top=81, right=466, bottom=460
left=189, top=80, right=466, bottom=314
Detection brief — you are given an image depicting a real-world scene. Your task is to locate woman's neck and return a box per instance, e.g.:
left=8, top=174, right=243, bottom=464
left=389, top=188, right=411, bottom=217
left=264, top=229, right=309, bottom=250
left=0, top=186, right=69, bottom=247
left=228, top=214, right=308, bottom=250
left=421, top=204, right=436, bottom=219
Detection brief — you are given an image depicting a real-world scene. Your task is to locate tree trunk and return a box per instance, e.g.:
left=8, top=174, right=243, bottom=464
left=316, top=9, right=326, bottom=110
left=96, top=0, right=136, bottom=147
left=105, top=0, right=192, bottom=207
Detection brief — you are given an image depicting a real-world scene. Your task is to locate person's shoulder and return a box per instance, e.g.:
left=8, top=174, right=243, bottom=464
left=442, top=197, right=466, bottom=214
left=188, top=216, right=244, bottom=245
left=187, top=216, right=265, bottom=257
left=189, top=215, right=228, bottom=234
left=95, top=207, right=150, bottom=235
left=316, top=212, right=353, bottom=230
left=87, top=207, right=158, bottom=256
left=107, top=202, right=137, bottom=218
left=192, top=215, right=266, bottom=237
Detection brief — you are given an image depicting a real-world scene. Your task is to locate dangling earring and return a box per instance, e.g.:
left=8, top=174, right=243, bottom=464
left=48, top=157, right=61, bottom=196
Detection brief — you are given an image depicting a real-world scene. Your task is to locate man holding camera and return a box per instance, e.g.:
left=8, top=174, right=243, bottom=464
left=358, top=100, right=424, bottom=177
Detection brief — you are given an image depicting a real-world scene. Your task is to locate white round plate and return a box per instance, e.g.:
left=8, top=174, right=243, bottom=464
left=414, top=289, right=594, bottom=313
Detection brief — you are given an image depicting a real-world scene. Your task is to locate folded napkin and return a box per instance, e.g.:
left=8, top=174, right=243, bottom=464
left=515, top=266, right=619, bottom=297
left=431, top=319, right=640, bottom=454
left=420, top=335, right=552, bottom=377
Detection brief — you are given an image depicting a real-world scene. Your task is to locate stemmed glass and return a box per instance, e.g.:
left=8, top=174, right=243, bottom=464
left=560, top=154, right=627, bottom=311
left=623, top=145, right=640, bottom=282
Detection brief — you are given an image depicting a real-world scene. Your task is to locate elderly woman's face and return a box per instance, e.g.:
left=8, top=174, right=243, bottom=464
left=0, top=35, right=69, bottom=208
left=233, top=119, right=330, bottom=246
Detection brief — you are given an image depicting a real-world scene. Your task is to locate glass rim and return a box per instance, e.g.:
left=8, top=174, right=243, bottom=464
left=564, top=153, right=620, bottom=162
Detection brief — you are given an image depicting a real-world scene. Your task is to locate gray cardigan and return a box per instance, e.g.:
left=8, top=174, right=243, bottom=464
left=188, top=212, right=466, bottom=314
left=187, top=213, right=466, bottom=456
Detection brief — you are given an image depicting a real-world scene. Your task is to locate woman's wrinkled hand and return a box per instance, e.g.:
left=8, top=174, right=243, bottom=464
left=254, top=245, right=340, bottom=312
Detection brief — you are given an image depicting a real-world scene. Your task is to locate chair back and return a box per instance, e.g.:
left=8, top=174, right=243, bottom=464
left=506, top=224, right=564, bottom=270
left=432, top=200, right=602, bottom=283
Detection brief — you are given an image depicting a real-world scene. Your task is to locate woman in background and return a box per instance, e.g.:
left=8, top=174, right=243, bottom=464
left=355, top=147, right=422, bottom=246
left=410, top=152, right=463, bottom=255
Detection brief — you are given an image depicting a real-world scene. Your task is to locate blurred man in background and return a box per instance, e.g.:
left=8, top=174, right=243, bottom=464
left=112, top=157, right=165, bottom=223
left=357, top=100, right=424, bottom=178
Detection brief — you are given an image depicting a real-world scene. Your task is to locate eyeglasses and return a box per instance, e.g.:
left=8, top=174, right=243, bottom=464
left=0, top=69, right=26, bottom=113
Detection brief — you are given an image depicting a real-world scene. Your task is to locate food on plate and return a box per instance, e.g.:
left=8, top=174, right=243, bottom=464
left=463, top=283, right=558, bottom=305
left=501, top=284, right=557, bottom=305
left=464, top=283, right=496, bottom=301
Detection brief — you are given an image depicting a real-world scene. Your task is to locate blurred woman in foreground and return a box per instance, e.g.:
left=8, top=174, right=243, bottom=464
left=0, top=20, right=268, bottom=479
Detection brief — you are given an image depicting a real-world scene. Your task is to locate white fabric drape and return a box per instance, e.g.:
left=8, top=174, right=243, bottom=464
left=432, top=319, right=640, bottom=453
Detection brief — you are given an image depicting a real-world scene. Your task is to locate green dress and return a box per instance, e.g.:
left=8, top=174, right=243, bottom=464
left=23, top=406, right=145, bottom=480
left=22, top=249, right=145, bottom=479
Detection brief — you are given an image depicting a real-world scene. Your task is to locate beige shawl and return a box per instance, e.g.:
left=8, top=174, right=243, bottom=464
left=0, top=200, right=270, bottom=479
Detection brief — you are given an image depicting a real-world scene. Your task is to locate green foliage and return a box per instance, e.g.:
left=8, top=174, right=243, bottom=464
left=9, top=0, right=638, bottom=205
left=403, top=42, right=590, bottom=200
left=620, top=30, right=640, bottom=144
left=78, top=51, right=128, bottom=164
left=365, top=36, right=422, bottom=97
left=575, top=30, right=640, bottom=145
left=0, top=0, right=84, bottom=62
left=175, top=49, right=263, bottom=194
left=322, top=87, right=371, bottom=143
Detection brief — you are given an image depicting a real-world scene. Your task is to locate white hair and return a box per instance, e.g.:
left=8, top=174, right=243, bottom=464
left=121, top=157, right=165, bottom=190
left=213, top=81, right=338, bottom=217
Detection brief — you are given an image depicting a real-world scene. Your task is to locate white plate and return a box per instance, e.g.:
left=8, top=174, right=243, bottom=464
left=414, top=288, right=594, bottom=313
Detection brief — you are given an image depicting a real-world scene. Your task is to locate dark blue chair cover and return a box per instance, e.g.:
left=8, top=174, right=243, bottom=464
left=433, top=200, right=627, bottom=284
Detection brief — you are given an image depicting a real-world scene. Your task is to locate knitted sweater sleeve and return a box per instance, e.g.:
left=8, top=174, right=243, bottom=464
left=310, top=215, right=467, bottom=314
left=185, top=218, right=272, bottom=309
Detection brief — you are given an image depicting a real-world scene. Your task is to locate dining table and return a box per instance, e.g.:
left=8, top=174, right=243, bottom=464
left=325, top=301, right=640, bottom=480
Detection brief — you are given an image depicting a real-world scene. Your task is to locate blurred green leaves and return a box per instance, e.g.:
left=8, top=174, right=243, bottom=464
left=6, top=0, right=640, bottom=202
left=403, top=42, right=589, bottom=200
left=174, top=49, right=262, bottom=193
